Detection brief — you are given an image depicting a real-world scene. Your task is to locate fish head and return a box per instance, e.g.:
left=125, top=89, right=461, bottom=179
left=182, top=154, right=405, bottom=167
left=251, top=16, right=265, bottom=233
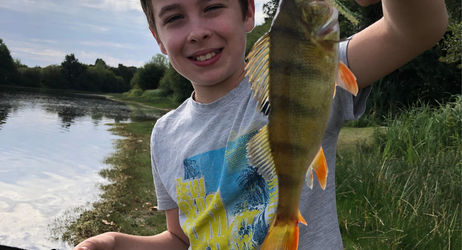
left=297, top=0, right=340, bottom=49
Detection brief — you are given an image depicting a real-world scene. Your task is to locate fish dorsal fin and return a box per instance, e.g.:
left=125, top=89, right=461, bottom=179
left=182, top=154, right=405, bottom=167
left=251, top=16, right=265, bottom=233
left=245, top=33, right=271, bottom=115
left=305, top=147, right=328, bottom=190
left=247, top=125, right=276, bottom=181
left=335, top=61, right=358, bottom=96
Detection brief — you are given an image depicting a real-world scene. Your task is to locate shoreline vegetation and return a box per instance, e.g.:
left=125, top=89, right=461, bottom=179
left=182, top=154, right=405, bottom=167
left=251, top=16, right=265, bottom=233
left=54, top=94, right=461, bottom=249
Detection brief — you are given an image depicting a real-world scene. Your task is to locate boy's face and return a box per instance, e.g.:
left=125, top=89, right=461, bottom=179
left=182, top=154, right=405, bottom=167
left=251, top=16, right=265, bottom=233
left=151, top=0, right=255, bottom=90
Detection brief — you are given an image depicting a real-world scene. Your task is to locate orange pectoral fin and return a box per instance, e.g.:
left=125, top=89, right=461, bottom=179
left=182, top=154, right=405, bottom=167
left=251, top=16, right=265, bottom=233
left=313, top=147, right=328, bottom=190
left=337, top=62, right=359, bottom=96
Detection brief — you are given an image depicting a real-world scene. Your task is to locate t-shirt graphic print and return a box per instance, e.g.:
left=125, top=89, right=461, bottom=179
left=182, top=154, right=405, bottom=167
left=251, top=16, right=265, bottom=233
left=175, top=131, right=278, bottom=249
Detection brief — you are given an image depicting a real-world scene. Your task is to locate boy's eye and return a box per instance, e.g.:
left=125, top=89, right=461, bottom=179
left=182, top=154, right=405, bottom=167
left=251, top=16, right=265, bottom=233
left=164, top=14, right=183, bottom=24
left=204, top=4, right=224, bottom=12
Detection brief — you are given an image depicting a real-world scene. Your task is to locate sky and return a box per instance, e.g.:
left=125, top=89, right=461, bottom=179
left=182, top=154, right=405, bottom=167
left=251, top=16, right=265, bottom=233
left=0, top=0, right=268, bottom=68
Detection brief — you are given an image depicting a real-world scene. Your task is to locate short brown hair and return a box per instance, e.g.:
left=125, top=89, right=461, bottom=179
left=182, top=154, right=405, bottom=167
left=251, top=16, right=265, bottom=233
left=140, top=0, right=250, bottom=30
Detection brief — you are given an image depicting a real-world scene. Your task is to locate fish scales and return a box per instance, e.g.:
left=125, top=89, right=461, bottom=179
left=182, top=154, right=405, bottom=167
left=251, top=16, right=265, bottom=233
left=245, top=0, right=356, bottom=249
left=268, top=0, right=336, bottom=216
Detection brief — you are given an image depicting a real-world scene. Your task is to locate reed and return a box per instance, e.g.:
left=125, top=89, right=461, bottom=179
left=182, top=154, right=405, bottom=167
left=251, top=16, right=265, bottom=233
left=337, top=96, right=462, bottom=249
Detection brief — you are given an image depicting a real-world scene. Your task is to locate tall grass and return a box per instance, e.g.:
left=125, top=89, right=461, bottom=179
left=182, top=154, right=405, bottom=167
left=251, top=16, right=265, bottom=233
left=337, top=96, right=461, bottom=249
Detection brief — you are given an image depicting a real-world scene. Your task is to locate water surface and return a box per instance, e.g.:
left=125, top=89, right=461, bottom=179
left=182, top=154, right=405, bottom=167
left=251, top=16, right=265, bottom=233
left=0, top=86, right=161, bottom=249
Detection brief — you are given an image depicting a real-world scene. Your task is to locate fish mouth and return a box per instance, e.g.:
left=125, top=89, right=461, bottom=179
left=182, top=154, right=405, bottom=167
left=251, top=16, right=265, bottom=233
left=189, top=48, right=223, bottom=62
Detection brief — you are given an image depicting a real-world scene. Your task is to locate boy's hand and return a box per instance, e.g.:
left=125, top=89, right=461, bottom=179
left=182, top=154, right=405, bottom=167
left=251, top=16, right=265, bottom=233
left=73, top=232, right=116, bottom=250
left=355, top=0, right=380, bottom=7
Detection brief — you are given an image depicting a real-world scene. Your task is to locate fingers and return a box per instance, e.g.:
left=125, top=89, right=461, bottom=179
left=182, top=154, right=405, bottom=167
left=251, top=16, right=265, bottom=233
left=73, top=232, right=116, bottom=250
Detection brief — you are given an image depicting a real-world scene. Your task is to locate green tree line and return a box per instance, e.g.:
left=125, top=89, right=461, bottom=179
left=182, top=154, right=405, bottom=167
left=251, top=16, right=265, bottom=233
left=0, top=38, right=191, bottom=102
left=0, top=41, right=137, bottom=93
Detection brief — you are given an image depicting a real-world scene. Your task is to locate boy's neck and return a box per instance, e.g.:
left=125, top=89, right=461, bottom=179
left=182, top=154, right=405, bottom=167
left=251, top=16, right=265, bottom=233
left=192, top=63, right=246, bottom=104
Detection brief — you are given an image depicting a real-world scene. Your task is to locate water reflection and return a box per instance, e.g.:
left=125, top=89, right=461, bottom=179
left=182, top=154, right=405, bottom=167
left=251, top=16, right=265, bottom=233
left=0, top=103, right=11, bottom=130
left=0, top=86, right=163, bottom=249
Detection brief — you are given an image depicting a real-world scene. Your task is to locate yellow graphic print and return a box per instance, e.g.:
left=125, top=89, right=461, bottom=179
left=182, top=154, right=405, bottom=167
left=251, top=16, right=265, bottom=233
left=176, top=176, right=278, bottom=249
left=176, top=177, right=229, bottom=249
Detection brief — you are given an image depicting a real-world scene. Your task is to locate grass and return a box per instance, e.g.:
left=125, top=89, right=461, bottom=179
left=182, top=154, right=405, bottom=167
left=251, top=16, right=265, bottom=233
left=106, top=92, right=178, bottom=110
left=336, top=96, right=462, bottom=249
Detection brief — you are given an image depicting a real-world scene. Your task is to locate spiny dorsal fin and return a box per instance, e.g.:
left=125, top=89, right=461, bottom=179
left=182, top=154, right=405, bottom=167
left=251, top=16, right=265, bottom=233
left=305, top=147, right=328, bottom=190
left=245, top=33, right=271, bottom=115
left=247, top=125, right=276, bottom=181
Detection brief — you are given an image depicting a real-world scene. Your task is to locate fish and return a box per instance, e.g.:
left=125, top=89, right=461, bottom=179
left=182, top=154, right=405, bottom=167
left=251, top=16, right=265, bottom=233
left=245, top=0, right=358, bottom=249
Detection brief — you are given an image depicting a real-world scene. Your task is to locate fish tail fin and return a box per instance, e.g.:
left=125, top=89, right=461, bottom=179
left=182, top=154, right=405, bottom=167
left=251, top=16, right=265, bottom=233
left=335, top=61, right=358, bottom=96
left=306, top=147, right=328, bottom=190
left=261, top=212, right=307, bottom=250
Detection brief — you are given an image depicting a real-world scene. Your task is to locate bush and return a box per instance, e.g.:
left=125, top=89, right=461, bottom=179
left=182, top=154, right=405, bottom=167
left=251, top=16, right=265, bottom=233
left=158, top=65, right=192, bottom=103
left=41, top=65, right=70, bottom=89
left=18, top=66, right=41, bottom=87
left=141, top=89, right=170, bottom=98
left=124, top=88, right=143, bottom=98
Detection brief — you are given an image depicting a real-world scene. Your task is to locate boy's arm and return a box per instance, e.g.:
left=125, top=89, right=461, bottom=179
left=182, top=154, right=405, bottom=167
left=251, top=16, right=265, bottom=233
left=347, top=0, right=448, bottom=88
left=74, top=208, right=189, bottom=250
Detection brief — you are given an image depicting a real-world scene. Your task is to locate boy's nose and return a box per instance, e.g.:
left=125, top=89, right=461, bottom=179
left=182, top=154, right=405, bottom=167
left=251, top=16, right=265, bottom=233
left=187, top=28, right=212, bottom=43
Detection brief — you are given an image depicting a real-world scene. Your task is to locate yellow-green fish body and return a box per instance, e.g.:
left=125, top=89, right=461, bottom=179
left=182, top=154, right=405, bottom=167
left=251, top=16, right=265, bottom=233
left=245, top=0, right=357, bottom=249
left=269, top=0, right=338, bottom=217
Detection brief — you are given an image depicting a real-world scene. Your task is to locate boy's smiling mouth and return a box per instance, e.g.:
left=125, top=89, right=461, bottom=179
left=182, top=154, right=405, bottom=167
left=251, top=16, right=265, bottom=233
left=189, top=48, right=223, bottom=65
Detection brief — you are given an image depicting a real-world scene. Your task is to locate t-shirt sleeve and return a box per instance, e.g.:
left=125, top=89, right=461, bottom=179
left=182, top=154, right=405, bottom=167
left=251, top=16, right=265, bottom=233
left=337, top=38, right=372, bottom=121
left=150, top=128, right=178, bottom=211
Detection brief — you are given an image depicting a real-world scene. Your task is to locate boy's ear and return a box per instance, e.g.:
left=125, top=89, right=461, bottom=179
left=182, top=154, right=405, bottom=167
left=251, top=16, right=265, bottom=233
left=245, top=0, right=256, bottom=32
left=149, top=26, right=168, bottom=55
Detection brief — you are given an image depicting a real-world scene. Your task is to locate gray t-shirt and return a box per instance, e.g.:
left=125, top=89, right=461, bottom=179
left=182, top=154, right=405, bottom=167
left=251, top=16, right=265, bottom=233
left=151, top=41, right=371, bottom=249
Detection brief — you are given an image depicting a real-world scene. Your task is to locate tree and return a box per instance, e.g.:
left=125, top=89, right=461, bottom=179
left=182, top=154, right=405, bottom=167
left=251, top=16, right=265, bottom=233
left=61, top=54, right=86, bottom=89
left=151, top=54, right=169, bottom=69
left=111, top=63, right=136, bottom=91
left=159, top=64, right=193, bottom=103
left=18, top=66, right=41, bottom=87
left=0, top=39, right=19, bottom=85
left=130, top=54, right=167, bottom=90
left=41, top=65, right=69, bottom=89
left=94, top=58, right=108, bottom=68
left=262, top=0, right=279, bottom=21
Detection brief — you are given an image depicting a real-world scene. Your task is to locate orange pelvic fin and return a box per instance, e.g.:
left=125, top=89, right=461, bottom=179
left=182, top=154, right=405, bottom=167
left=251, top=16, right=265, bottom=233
left=312, top=147, right=328, bottom=190
left=336, top=61, right=358, bottom=96
left=260, top=211, right=307, bottom=250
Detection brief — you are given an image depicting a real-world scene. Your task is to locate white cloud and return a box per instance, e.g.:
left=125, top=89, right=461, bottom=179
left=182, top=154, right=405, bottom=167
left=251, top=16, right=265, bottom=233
left=9, top=43, right=67, bottom=67
left=71, top=23, right=111, bottom=33
left=254, top=0, right=267, bottom=25
left=80, top=41, right=134, bottom=49
left=78, top=0, right=142, bottom=12
left=0, top=0, right=61, bottom=14
left=29, top=38, right=58, bottom=45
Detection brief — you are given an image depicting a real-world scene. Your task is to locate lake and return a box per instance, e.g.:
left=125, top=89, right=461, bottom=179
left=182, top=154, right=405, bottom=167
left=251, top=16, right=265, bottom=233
left=0, top=86, right=162, bottom=249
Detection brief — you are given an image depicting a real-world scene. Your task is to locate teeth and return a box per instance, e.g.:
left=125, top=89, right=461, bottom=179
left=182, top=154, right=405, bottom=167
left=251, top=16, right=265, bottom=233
left=195, top=51, right=216, bottom=61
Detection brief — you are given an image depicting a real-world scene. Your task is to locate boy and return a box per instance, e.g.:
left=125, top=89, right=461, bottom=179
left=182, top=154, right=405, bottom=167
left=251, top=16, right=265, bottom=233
left=75, top=0, right=447, bottom=249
